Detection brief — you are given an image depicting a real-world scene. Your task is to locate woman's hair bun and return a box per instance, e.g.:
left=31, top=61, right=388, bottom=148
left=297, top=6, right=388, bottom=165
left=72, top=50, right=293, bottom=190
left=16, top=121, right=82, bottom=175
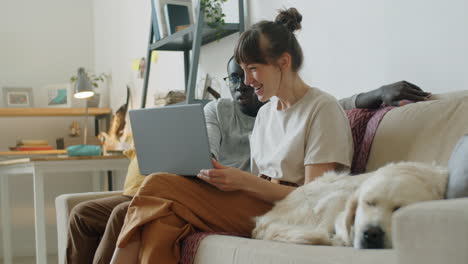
left=274, top=7, right=302, bottom=32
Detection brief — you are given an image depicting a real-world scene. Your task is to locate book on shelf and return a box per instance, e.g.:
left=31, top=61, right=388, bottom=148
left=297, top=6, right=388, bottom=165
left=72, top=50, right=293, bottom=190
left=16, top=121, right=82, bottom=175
left=16, top=139, right=49, bottom=146
left=10, top=139, right=54, bottom=151
left=10, top=146, right=54, bottom=151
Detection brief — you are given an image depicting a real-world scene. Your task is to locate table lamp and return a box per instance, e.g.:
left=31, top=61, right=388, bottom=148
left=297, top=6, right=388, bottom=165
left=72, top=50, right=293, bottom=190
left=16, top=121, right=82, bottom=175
left=73, top=67, right=94, bottom=145
left=68, top=67, right=101, bottom=156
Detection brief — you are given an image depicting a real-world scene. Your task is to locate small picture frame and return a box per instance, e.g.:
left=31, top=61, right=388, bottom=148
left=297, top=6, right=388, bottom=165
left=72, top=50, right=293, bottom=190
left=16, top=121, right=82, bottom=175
left=164, top=1, right=193, bottom=34
left=2, top=87, right=34, bottom=108
left=153, top=0, right=194, bottom=38
left=46, top=84, right=70, bottom=107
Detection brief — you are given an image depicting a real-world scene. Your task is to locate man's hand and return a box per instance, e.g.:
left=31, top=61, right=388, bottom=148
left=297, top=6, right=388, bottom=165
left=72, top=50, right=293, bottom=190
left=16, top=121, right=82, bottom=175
left=197, top=159, right=251, bottom=191
left=355, top=81, right=431, bottom=109
left=379, top=81, right=431, bottom=106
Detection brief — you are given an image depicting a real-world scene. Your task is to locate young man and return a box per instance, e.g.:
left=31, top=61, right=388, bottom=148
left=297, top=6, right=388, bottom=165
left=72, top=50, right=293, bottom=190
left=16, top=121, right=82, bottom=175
left=65, top=57, right=429, bottom=264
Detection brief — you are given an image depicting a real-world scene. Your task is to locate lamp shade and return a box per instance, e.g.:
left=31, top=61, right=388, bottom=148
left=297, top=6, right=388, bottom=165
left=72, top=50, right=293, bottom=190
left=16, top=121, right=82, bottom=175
left=74, top=67, right=94, bottom=99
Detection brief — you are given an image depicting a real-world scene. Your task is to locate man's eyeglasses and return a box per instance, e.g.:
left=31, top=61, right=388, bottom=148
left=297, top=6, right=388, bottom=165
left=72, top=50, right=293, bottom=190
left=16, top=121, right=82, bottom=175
left=223, top=75, right=244, bottom=90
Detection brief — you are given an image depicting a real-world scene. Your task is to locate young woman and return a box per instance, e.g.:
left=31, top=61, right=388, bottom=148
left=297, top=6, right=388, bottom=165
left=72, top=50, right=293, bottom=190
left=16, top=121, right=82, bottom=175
left=112, top=8, right=352, bottom=264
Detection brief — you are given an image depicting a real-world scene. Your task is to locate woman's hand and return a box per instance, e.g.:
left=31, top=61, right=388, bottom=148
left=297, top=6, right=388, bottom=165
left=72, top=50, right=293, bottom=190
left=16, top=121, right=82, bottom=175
left=197, top=159, right=251, bottom=191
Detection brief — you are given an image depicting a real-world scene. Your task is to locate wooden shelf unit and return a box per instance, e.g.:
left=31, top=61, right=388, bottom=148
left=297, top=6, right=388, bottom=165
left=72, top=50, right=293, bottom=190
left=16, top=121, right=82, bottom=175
left=150, top=23, right=241, bottom=51
left=0, top=107, right=112, bottom=117
left=141, top=0, right=245, bottom=107
left=0, top=107, right=112, bottom=138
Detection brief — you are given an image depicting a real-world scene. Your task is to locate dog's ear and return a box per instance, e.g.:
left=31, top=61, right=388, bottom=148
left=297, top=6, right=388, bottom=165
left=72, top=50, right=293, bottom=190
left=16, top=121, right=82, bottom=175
left=334, top=190, right=359, bottom=246
left=343, top=190, right=358, bottom=237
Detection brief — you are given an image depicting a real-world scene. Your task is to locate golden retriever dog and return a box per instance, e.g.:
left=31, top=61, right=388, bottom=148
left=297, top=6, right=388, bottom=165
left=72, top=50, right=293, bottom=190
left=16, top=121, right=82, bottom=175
left=252, top=162, right=447, bottom=249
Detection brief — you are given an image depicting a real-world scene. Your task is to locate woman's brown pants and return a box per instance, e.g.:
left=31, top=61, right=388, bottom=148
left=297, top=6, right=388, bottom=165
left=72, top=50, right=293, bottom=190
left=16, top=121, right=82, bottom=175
left=117, top=173, right=273, bottom=264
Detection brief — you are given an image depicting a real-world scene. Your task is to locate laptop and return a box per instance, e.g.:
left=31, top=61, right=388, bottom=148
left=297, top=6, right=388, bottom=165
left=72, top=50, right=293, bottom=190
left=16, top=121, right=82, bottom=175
left=129, top=104, right=213, bottom=176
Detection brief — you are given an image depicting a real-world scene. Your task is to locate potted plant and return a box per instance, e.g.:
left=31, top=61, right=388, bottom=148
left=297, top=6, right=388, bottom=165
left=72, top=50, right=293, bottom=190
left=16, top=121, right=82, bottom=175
left=202, top=0, right=227, bottom=31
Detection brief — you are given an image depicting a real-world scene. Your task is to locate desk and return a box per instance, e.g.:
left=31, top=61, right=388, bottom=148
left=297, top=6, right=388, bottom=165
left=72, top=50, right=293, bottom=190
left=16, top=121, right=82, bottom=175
left=0, top=156, right=129, bottom=264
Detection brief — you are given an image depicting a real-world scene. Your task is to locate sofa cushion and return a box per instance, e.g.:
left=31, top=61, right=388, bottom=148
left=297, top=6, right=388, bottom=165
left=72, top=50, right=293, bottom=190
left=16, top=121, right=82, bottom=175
left=194, top=235, right=395, bottom=264
left=366, top=92, right=468, bottom=172
left=446, top=135, right=468, bottom=198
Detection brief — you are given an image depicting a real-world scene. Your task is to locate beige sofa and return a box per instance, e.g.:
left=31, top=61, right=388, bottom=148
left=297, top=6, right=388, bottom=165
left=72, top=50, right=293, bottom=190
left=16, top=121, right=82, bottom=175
left=55, top=91, right=468, bottom=264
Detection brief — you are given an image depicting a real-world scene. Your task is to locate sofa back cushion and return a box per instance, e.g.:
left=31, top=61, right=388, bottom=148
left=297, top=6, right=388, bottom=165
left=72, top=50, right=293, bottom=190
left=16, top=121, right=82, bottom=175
left=366, top=91, right=468, bottom=172
left=446, top=134, right=468, bottom=198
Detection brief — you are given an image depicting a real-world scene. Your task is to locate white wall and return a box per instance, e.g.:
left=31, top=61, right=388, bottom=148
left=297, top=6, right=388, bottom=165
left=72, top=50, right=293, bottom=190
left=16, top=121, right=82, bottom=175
left=248, top=0, right=468, bottom=98
left=0, top=0, right=96, bottom=106
left=93, top=0, right=186, bottom=113
left=100, top=0, right=468, bottom=117
left=383, top=0, right=468, bottom=92
left=0, top=0, right=97, bottom=258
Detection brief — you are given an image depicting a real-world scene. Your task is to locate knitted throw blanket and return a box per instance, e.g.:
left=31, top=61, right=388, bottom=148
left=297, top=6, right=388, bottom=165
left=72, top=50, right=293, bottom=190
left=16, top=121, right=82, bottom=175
left=346, top=106, right=395, bottom=174
left=180, top=232, right=246, bottom=264
left=179, top=106, right=395, bottom=264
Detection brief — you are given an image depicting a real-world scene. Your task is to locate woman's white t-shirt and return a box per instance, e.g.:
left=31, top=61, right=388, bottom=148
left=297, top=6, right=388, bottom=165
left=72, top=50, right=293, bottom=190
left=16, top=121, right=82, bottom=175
left=250, top=87, right=354, bottom=186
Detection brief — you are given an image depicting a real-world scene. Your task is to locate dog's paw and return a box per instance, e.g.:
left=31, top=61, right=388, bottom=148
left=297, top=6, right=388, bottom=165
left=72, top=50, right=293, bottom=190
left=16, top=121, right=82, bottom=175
left=256, top=223, right=332, bottom=245
left=330, top=235, right=349, bottom=247
left=273, top=229, right=331, bottom=245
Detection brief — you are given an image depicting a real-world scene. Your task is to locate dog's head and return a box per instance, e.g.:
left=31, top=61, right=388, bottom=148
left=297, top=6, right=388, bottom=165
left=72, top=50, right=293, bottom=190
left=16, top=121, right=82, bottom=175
left=338, top=162, right=447, bottom=249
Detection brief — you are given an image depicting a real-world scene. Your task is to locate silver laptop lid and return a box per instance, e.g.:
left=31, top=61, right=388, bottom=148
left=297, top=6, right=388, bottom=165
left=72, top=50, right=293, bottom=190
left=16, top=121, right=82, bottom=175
left=129, top=104, right=213, bottom=176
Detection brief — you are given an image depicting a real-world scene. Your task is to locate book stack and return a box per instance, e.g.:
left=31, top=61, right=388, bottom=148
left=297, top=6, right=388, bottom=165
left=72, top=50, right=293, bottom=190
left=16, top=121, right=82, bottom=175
left=10, top=139, right=54, bottom=151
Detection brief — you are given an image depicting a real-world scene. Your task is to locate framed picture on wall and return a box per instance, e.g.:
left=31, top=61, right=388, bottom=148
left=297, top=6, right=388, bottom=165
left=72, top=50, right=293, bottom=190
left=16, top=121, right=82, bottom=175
left=46, top=84, right=70, bottom=107
left=2, top=87, right=34, bottom=108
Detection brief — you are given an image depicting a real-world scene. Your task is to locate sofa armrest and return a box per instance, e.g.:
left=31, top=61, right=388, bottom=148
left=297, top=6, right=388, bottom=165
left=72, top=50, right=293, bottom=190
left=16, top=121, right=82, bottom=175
left=55, top=191, right=123, bottom=264
left=393, top=198, right=468, bottom=264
